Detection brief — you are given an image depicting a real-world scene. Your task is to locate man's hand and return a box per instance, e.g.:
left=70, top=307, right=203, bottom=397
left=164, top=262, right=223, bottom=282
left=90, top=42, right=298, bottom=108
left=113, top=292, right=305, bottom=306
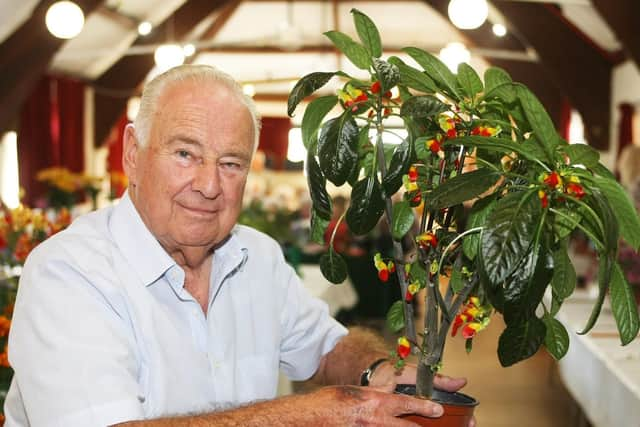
left=368, top=362, right=476, bottom=427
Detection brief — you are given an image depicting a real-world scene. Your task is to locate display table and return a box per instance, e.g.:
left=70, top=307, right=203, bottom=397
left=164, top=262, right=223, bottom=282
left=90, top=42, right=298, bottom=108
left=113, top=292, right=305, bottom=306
left=554, top=291, right=640, bottom=427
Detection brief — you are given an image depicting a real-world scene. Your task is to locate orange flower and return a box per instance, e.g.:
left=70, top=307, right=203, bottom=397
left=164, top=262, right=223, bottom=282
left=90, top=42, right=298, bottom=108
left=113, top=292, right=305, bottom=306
left=416, top=232, right=438, bottom=250
left=452, top=296, right=491, bottom=340
left=0, top=344, right=10, bottom=368
left=0, top=315, right=11, bottom=337
left=538, top=190, right=549, bottom=209
left=542, top=171, right=563, bottom=189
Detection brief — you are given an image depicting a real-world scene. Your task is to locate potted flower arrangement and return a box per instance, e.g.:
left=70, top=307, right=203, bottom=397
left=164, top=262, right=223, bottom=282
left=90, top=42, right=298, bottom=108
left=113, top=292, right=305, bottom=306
left=287, top=9, right=640, bottom=425
left=0, top=204, right=72, bottom=423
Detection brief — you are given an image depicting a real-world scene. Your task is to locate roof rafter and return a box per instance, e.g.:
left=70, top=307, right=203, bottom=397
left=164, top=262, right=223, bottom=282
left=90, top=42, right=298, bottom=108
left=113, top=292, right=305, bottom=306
left=592, top=0, right=640, bottom=70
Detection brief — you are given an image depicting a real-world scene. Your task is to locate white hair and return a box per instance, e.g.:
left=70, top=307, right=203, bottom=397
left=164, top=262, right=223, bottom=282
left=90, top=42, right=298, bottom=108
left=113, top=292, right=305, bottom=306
left=133, top=64, right=261, bottom=150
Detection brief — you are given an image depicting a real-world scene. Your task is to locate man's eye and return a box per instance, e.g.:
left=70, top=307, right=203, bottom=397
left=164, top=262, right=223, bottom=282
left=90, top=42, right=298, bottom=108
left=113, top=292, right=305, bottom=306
left=177, top=150, right=191, bottom=158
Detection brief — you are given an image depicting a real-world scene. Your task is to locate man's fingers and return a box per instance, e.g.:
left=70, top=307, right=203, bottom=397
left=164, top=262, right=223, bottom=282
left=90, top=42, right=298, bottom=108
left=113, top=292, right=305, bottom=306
left=388, top=393, right=444, bottom=419
left=433, top=373, right=467, bottom=392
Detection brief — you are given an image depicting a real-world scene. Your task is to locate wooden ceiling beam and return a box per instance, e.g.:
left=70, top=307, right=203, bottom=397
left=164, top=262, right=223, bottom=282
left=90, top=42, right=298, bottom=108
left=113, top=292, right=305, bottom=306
left=592, top=0, right=640, bottom=70
left=0, top=0, right=104, bottom=134
left=93, top=0, right=234, bottom=147
left=491, top=1, right=612, bottom=150
left=200, top=0, right=242, bottom=41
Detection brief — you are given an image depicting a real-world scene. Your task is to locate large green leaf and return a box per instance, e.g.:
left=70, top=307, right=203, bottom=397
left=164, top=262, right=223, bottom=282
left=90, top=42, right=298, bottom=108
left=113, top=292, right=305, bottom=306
left=579, top=255, right=614, bottom=335
left=324, top=31, right=371, bottom=70
left=306, top=152, right=332, bottom=220
left=391, top=200, right=415, bottom=240
left=382, top=139, right=412, bottom=196
left=503, top=243, right=553, bottom=325
left=550, top=239, right=576, bottom=302
left=386, top=300, right=405, bottom=333
left=515, top=85, right=559, bottom=163
left=301, top=95, right=338, bottom=149
left=310, top=210, right=330, bottom=244
left=560, top=143, right=600, bottom=168
left=403, top=46, right=460, bottom=99
left=346, top=175, right=385, bottom=235
left=484, top=67, right=512, bottom=95
left=319, top=248, right=348, bottom=284
left=610, top=262, right=640, bottom=345
left=426, top=168, right=501, bottom=210
left=594, top=176, right=640, bottom=251
left=351, top=8, right=382, bottom=58
left=400, top=95, right=448, bottom=119
left=591, top=162, right=616, bottom=180
left=388, top=57, right=437, bottom=93
left=463, top=196, right=496, bottom=260
left=483, top=82, right=516, bottom=104
left=553, top=207, right=582, bottom=239
left=318, top=113, right=359, bottom=186
left=481, top=191, right=542, bottom=284
left=543, top=313, right=569, bottom=360
left=498, top=317, right=546, bottom=367
left=446, top=135, right=542, bottom=163
left=457, top=62, right=483, bottom=100
left=288, top=72, right=336, bottom=116
left=373, top=58, right=399, bottom=92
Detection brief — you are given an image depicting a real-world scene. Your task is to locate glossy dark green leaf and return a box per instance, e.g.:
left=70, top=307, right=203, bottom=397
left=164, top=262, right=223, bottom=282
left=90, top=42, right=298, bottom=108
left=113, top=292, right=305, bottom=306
left=515, top=85, right=558, bottom=163
left=346, top=175, right=385, bottom=235
left=481, top=191, right=542, bottom=284
left=457, top=62, right=483, bottom=100
left=579, top=255, right=613, bottom=335
left=324, top=31, right=371, bottom=70
left=400, top=95, right=448, bottom=119
left=414, top=136, right=434, bottom=161
left=288, top=72, right=336, bottom=116
left=450, top=266, right=464, bottom=293
left=550, top=239, right=576, bottom=301
left=483, top=82, right=516, bottom=104
left=498, top=317, right=546, bottom=367
left=445, top=135, right=542, bottom=163
left=543, top=313, right=569, bottom=360
left=463, top=196, right=497, bottom=260
left=306, top=152, right=332, bottom=220
left=301, top=95, right=338, bottom=149
left=351, top=8, right=382, bottom=58
left=591, top=162, right=616, bottom=180
left=553, top=207, right=582, bottom=239
left=391, top=200, right=415, bottom=240
left=386, top=300, right=405, bottom=333
left=560, top=143, right=600, bottom=168
left=610, top=262, right=640, bottom=345
left=403, top=46, right=460, bottom=99
left=503, top=244, right=553, bottom=325
left=310, top=210, right=330, bottom=244
left=320, top=249, right=348, bottom=284
left=594, top=176, right=640, bottom=251
left=484, top=67, right=512, bottom=95
left=409, top=261, right=427, bottom=286
left=426, top=168, right=501, bottom=210
left=388, top=56, right=437, bottom=93
left=318, top=113, right=359, bottom=186
left=373, top=58, right=399, bottom=92
left=382, top=139, right=412, bottom=196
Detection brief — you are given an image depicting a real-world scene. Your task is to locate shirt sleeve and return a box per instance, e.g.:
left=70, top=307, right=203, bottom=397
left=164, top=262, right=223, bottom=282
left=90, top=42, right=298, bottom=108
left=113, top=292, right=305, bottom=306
left=7, top=242, right=145, bottom=427
left=277, top=260, right=348, bottom=381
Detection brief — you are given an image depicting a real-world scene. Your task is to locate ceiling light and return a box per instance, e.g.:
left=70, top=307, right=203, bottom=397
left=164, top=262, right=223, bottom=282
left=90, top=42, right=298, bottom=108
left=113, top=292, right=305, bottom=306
left=439, top=42, right=471, bottom=73
left=492, top=23, right=507, bottom=37
left=182, top=44, right=196, bottom=57
left=138, top=21, right=152, bottom=36
left=154, top=44, right=185, bottom=71
left=45, top=1, right=85, bottom=39
left=242, top=84, right=256, bottom=97
left=447, top=0, right=488, bottom=30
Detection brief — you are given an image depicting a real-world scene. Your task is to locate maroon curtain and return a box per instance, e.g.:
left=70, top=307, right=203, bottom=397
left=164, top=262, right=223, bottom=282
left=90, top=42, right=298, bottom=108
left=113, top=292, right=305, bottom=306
left=618, top=103, right=634, bottom=162
left=559, top=97, right=572, bottom=141
left=258, top=117, right=291, bottom=170
left=17, top=75, right=85, bottom=206
left=106, top=112, right=129, bottom=198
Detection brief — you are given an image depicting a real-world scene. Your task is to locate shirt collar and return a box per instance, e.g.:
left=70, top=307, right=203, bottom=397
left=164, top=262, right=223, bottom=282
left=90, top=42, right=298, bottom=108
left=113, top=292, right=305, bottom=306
left=109, top=191, right=175, bottom=286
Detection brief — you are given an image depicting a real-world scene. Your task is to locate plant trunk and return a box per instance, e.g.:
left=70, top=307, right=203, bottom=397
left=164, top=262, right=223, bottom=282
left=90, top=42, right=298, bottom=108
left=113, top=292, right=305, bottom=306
left=416, top=275, right=440, bottom=399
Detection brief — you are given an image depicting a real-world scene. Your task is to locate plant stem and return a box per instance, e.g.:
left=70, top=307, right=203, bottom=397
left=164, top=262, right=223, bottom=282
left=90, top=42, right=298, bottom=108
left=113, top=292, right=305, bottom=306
left=374, top=106, right=417, bottom=345
left=417, top=264, right=439, bottom=399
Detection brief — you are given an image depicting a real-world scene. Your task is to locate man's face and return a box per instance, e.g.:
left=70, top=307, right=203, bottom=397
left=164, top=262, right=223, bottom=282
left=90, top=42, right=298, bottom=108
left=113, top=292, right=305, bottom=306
left=124, top=80, right=255, bottom=251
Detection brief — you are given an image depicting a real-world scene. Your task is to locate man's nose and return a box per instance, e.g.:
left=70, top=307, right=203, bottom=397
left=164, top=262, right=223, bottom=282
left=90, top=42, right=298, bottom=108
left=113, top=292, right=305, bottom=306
left=192, top=164, right=222, bottom=199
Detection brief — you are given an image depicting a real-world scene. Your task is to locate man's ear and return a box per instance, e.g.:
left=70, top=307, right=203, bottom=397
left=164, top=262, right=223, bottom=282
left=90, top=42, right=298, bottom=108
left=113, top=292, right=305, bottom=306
left=122, top=124, right=139, bottom=185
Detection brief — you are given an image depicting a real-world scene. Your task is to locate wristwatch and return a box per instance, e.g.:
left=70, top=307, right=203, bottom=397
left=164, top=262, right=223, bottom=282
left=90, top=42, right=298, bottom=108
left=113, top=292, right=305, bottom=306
left=359, top=358, right=388, bottom=386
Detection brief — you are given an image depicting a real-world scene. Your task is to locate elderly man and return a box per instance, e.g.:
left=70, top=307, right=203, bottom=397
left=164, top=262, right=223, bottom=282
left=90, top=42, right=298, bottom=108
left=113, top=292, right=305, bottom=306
left=6, top=65, right=472, bottom=426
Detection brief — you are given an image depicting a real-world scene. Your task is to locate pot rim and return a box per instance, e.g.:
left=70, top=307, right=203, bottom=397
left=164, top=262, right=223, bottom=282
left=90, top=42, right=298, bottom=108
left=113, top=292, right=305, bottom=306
left=395, top=384, right=479, bottom=407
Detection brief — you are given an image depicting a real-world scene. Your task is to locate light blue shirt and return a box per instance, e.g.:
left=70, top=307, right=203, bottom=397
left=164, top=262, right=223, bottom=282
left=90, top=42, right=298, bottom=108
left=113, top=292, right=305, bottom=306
left=5, top=193, right=347, bottom=427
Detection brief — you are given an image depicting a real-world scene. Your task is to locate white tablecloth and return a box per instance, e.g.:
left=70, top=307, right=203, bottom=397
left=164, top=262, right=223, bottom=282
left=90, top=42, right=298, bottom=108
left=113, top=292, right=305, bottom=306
left=555, top=291, right=640, bottom=427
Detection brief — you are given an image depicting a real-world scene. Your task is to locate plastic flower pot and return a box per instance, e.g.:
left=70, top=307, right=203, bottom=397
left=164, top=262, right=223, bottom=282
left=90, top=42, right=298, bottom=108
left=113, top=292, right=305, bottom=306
left=396, top=384, right=478, bottom=427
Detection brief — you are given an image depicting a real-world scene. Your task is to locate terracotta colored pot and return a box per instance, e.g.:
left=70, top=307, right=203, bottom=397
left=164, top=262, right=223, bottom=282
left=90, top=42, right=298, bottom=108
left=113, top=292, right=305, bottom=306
left=395, top=384, right=478, bottom=427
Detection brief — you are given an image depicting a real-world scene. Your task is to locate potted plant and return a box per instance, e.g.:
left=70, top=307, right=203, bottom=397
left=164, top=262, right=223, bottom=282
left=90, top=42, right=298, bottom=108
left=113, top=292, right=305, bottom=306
left=287, top=9, right=640, bottom=425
